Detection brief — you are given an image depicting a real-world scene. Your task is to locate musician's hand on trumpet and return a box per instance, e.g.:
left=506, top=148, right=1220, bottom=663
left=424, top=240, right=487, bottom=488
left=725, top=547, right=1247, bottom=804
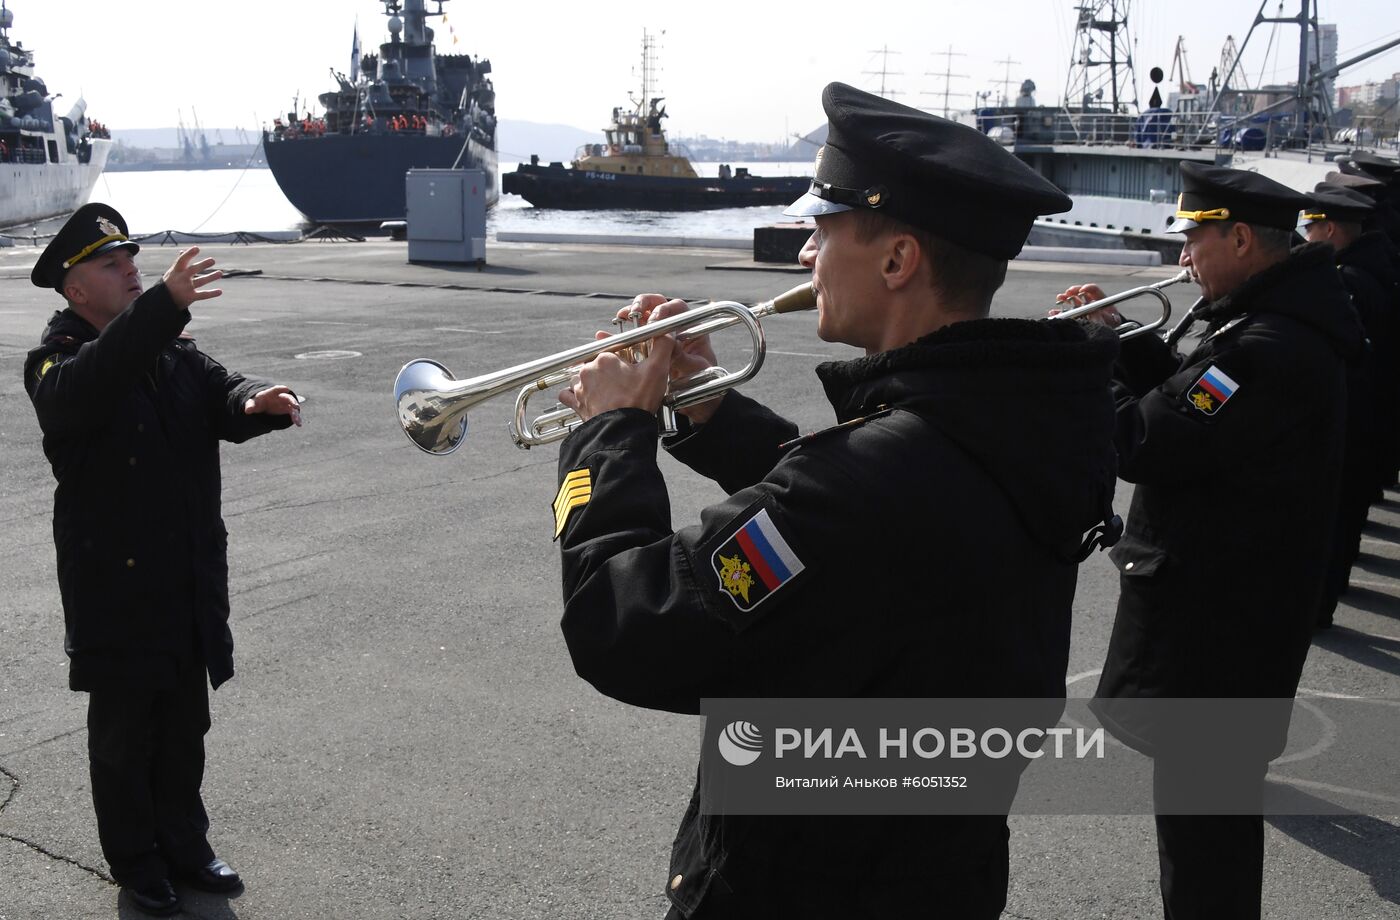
left=1050, top=283, right=1124, bottom=328
left=558, top=323, right=677, bottom=424
left=608, top=294, right=728, bottom=425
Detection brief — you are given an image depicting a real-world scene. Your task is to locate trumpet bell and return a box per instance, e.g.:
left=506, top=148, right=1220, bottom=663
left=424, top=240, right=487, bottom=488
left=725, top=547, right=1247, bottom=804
left=395, top=359, right=470, bottom=455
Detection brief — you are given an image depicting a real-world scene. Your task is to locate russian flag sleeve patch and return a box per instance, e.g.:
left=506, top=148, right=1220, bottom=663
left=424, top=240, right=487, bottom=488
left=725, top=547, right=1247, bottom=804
left=711, top=508, right=805, bottom=612
left=1186, top=364, right=1239, bottom=416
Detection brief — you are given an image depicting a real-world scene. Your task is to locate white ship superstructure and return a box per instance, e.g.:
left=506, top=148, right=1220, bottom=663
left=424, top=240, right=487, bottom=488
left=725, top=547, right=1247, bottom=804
left=1, top=1, right=111, bottom=229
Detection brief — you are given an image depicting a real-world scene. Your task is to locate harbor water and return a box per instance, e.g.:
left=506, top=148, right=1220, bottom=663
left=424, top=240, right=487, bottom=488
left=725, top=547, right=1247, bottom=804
left=90, top=161, right=814, bottom=239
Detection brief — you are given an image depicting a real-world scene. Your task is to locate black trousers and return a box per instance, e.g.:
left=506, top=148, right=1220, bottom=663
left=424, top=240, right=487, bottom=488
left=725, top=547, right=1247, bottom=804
left=1152, top=758, right=1267, bottom=920
left=86, top=666, right=216, bottom=887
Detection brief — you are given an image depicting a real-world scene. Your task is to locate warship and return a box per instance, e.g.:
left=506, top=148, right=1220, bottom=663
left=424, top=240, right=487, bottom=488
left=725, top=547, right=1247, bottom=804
left=971, top=0, right=1400, bottom=258
left=0, top=0, right=111, bottom=229
left=263, top=0, right=497, bottom=231
left=503, top=31, right=808, bottom=210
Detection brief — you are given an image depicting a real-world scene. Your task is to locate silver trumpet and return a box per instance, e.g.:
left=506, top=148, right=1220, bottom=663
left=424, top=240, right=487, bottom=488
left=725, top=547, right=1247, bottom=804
left=1050, top=269, right=1193, bottom=339
left=394, top=282, right=818, bottom=454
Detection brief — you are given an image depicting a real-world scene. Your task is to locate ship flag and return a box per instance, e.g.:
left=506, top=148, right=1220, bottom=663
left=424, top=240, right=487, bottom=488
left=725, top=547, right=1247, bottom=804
left=351, top=20, right=361, bottom=81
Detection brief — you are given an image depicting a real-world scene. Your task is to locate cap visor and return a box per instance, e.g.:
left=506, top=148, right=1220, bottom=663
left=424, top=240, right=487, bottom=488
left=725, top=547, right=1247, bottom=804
left=783, top=191, right=853, bottom=218
left=93, top=239, right=141, bottom=258
left=1166, top=216, right=1199, bottom=234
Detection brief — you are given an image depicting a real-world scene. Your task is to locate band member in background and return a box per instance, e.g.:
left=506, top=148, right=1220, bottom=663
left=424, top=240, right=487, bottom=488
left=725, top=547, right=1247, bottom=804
left=24, top=204, right=302, bottom=916
left=548, top=83, right=1122, bottom=918
left=1340, top=152, right=1400, bottom=249
left=1057, top=163, right=1364, bottom=920
left=1301, top=186, right=1398, bottom=625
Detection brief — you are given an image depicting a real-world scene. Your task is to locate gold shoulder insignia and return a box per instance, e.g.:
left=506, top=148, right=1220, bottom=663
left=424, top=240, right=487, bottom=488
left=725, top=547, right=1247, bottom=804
left=778, top=407, right=894, bottom=451
left=36, top=354, right=59, bottom=381
left=552, top=467, right=592, bottom=539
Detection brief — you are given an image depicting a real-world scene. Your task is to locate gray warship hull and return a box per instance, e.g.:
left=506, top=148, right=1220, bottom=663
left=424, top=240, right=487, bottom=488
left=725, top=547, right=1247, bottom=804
left=264, top=132, right=497, bottom=228
left=0, top=137, right=112, bottom=228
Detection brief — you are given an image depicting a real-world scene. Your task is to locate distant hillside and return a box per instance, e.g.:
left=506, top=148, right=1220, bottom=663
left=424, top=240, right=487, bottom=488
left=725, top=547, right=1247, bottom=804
left=496, top=119, right=597, bottom=164
left=112, top=127, right=258, bottom=147
left=110, top=120, right=814, bottom=165
left=113, top=121, right=597, bottom=164
left=779, top=123, right=828, bottom=161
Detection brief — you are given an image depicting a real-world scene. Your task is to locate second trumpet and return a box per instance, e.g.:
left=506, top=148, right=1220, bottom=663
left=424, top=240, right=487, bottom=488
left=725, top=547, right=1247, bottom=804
left=394, top=282, right=817, bottom=455
left=1050, top=269, right=1192, bottom=339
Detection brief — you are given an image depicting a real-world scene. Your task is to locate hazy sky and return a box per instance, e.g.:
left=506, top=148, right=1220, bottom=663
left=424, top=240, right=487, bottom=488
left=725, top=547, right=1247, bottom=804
left=8, top=0, right=1400, bottom=154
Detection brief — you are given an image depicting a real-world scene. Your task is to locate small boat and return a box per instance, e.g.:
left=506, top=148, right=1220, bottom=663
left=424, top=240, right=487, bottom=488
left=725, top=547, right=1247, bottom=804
left=503, top=31, right=808, bottom=211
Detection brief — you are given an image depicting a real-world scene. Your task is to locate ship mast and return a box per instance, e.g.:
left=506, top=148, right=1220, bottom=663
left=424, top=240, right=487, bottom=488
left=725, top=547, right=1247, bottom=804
left=1205, top=0, right=1336, bottom=146
left=1063, top=0, right=1139, bottom=113
left=380, top=0, right=446, bottom=95
left=635, top=28, right=659, bottom=113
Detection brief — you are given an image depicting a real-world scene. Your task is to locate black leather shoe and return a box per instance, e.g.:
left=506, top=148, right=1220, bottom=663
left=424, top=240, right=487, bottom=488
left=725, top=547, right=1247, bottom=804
left=177, top=857, right=244, bottom=893
left=124, top=879, right=181, bottom=916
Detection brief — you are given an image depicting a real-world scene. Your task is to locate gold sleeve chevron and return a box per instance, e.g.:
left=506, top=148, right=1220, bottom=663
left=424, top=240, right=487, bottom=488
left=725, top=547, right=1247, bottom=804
left=553, top=468, right=593, bottom=539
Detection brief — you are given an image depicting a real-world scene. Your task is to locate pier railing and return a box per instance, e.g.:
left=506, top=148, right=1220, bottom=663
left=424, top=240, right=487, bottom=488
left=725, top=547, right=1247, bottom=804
left=971, top=107, right=1370, bottom=156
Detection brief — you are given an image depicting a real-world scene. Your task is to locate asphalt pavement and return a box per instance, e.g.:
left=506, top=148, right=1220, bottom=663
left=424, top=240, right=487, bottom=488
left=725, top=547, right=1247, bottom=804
left=0, top=238, right=1396, bottom=919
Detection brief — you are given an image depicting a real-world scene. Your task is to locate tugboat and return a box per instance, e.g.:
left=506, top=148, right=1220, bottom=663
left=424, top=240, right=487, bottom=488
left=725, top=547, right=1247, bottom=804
left=503, top=31, right=808, bottom=210
left=263, top=0, right=497, bottom=231
left=0, top=0, right=112, bottom=229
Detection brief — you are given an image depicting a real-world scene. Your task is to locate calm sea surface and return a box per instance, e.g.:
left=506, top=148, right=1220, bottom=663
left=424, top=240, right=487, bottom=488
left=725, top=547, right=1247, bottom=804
left=93, top=162, right=813, bottom=239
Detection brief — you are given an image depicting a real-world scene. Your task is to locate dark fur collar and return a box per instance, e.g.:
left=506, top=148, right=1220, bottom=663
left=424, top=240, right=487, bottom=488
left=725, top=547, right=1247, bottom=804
left=816, top=316, right=1119, bottom=390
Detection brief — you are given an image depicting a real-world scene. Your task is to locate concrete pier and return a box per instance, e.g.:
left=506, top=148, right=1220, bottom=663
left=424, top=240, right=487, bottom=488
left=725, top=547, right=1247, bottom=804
left=1, top=239, right=1395, bottom=919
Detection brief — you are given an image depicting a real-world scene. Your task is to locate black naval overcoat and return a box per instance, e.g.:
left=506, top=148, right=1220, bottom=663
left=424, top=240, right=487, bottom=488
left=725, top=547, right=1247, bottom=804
left=23, top=283, right=291, bottom=691
left=554, top=318, right=1120, bottom=918
left=1094, top=243, right=1364, bottom=757
left=1337, top=232, right=1400, bottom=477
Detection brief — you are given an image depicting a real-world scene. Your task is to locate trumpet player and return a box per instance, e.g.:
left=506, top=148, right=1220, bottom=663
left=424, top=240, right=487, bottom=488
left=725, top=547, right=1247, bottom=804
left=1056, top=163, right=1364, bottom=920
left=1300, top=186, right=1399, bottom=627
left=550, top=82, right=1122, bottom=918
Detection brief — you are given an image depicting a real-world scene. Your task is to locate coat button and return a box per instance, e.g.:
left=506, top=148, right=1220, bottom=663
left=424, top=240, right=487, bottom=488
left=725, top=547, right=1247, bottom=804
left=126, top=558, right=136, bottom=568
left=137, top=424, right=145, bottom=433
left=669, top=874, right=683, bottom=891
left=1124, top=562, right=1135, bottom=571
left=128, top=457, right=137, bottom=466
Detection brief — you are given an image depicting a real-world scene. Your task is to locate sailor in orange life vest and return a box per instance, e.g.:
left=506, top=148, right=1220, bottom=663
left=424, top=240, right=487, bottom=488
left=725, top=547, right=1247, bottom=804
left=546, top=81, right=1123, bottom=918
left=1053, top=162, right=1364, bottom=920
left=23, top=204, right=302, bottom=916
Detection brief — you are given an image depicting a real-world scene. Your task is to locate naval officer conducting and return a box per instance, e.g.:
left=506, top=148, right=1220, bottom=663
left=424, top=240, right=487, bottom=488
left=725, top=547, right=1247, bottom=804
left=549, top=83, right=1121, bottom=918
left=23, top=204, right=303, bottom=916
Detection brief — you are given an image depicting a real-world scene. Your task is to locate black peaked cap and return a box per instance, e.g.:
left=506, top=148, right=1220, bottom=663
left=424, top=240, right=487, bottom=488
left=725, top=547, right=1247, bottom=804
left=1351, top=150, right=1400, bottom=182
left=784, top=82, right=1071, bottom=259
left=1302, top=185, right=1376, bottom=225
left=1323, top=170, right=1389, bottom=203
left=1167, top=161, right=1311, bottom=233
left=31, top=203, right=140, bottom=291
